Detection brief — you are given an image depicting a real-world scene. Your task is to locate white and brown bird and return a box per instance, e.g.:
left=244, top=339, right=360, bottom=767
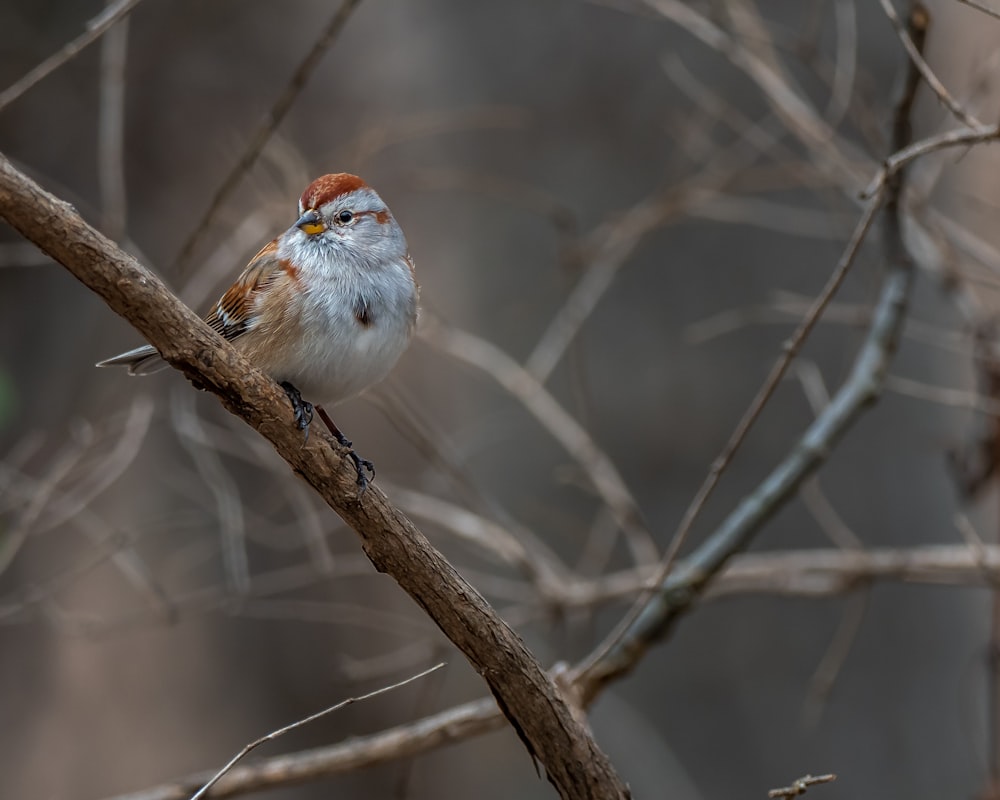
left=98, top=173, right=419, bottom=488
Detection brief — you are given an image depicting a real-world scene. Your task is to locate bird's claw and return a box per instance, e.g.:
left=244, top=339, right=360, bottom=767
left=348, top=451, right=376, bottom=493
left=333, top=430, right=376, bottom=492
left=280, top=381, right=313, bottom=438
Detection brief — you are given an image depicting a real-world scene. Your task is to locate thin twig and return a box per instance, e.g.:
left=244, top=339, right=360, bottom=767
left=171, top=391, right=250, bottom=596
left=801, top=591, right=869, bottom=726
left=83, top=540, right=1000, bottom=800
left=824, top=0, right=858, bottom=125
left=800, top=477, right=862, bottom=550
left=878, top=0, right=980, bottom=127
left=570, top=2, right=928, bottom=700
left=862, top=122, right=1000, bottom=198
left=0, top=397, right=155, bottom=577
left=421, top=315, right=659, bottom=567
left=97, top=0, right=129, bottom=240
left=886, top=374, right=1000, bottom=415
left=189, top=663, right=446, bottom=800
left=14, top=539, right=1000, bottom=635
left=768, top=773, right=837, bottom=798
left=640, top=0, right=867, bottom=185
left=383, top=483, right=541, bottom=571
left=0, top=0, right=145, bottom=112
left=106, top=697, right=506, bottom=800
left=523, top=106, right=798, bottom=384
left=172, top=0, right=363, bottom=280
left=372, top=386, right=576, bottom=592
left=956, top=0, right=1000, bottom=21
left=573, top=183, right=888, bottom=698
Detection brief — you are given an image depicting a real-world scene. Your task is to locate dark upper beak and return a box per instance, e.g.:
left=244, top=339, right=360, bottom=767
left=296, top=209, right=325, bottom=233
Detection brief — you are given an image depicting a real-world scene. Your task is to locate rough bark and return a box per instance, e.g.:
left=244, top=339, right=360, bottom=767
left=0, top=153, right=630, bottom=800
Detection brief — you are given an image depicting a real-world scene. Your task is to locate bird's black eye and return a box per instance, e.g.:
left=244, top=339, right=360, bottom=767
left=337, top=210, right=354, bottom=225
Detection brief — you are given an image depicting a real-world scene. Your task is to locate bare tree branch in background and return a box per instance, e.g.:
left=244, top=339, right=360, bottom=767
left=171, top=0, right=365, bottom=281
left=6, top=1, right=1000, bottom=798
left=0, top=0, right=145, bottom=112
left=190, top=662, right=445, bottom=800
left=97, top=0, right=129, bottom=242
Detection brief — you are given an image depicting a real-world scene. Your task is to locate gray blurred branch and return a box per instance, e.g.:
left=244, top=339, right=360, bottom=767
left=568, top=0, right=925, bottom=705
left=98, top=536, right=1000, bottom=800
left=0, top=0, right=144, bottom=112
left=97, top=0, right=130, bottom=241
left=171, top=0, right=364, bottom=281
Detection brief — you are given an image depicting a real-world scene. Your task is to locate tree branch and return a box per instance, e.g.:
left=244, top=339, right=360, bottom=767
left=568, top=2, right=929, bottom=704
left=98, top=539, right=1000, bottom=800
left=0, top=153, right=629, bottom=800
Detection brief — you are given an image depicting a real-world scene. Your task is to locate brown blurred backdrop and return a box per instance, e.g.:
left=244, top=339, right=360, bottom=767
left=1, top=1, right=999, bottom=798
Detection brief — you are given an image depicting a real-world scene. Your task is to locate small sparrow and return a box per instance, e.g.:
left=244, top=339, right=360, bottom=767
left=98, top=173, right=419, bottom=489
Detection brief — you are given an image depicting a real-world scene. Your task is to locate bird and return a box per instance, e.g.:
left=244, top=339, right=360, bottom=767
left=98, top=173, right=419, bottom=490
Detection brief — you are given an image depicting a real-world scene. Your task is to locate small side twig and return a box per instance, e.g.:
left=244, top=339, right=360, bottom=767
left=97, top=0, right=130, bottom=241
left=189, top=662, right=446, bottom=800
left=862, top=122, right=1000, bottom=199
left=878, top=0, right=979, bottom=127
left=768, top=773, right=837, bottom=799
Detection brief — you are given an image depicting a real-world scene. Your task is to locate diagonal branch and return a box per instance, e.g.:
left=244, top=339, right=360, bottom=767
left=171, top=0, right=364, bottom=280
left=569, top=0, right=927, bottom=704
left=0, top=0, right=145, bottom=112
left=0, top=153, right=629, bottom=800
left=99, top=536, right=1000, bottom=800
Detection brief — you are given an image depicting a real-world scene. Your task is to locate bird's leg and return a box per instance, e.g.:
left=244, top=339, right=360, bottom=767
left=316, top=404, right=375, bottom=491
left=280, top=381, right=314, bottom=439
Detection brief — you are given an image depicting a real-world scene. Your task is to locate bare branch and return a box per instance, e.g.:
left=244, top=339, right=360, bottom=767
left=863, top=122, right=1000, bottom=198
left=0, top=0, right=145, bottom=112
left=88, top=541, right=1000, bottom=799
left=171, top=0, right=364, bottom=280
left=189, top=663, right=446, bottom=800
left=106, top=697, right=506, bottom=800
left=878, top=0, right=980, bottom=126
left=568, top=0, right=926, bottom=705
left=639, top=0, right=868, bottom=185
left=421, top=314, right=658, bottom=567
left=0, top=152, right=629, bottom=800
left=97, top=0, right=129, bottom=240
left=768, top=773, right=837, bottom=799
left=574, top=182, right=889, bottom=700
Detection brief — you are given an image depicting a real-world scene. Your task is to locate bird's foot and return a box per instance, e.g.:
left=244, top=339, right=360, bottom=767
left=334, top=430, right=376, bottom=492
left=316, top=405, right=376, bottom=493
left=280, top=381, right=313, bottom=439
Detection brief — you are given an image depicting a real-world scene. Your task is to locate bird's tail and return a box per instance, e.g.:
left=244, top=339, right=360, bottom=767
left=95, top=345, right=169, bottom=375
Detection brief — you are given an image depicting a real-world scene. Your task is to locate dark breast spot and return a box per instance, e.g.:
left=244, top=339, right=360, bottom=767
left=353, top=294, right=374, bottom=327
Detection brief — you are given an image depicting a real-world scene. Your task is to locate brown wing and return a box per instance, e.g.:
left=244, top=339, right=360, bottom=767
left=205, top=240, right=288, bottom=342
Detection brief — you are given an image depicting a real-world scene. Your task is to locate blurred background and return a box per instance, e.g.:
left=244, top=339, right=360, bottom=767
left=2, top=1, right=1000, bottom=798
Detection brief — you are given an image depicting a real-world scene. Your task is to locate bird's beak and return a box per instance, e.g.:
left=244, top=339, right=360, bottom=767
left=296, top=209, right=326, bottom=236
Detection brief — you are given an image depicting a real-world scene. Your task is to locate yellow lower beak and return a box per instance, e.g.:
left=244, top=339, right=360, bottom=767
left=296, top=209, right=326, bottom=235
